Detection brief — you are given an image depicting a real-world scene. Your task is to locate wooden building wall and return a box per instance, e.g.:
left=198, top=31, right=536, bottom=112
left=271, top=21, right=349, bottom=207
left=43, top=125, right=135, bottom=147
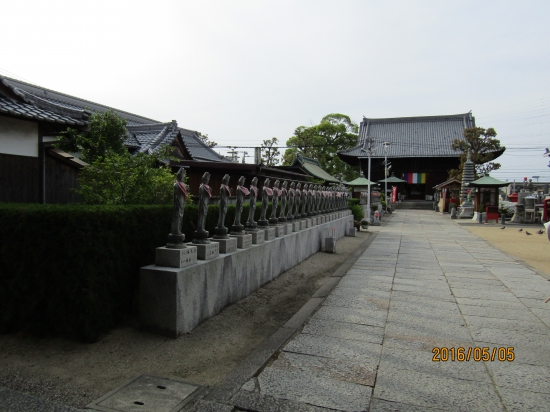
left=0, top=153, right=40, bottom=203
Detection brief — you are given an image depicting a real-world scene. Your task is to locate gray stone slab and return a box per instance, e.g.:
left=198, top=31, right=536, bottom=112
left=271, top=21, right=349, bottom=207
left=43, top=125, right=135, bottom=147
left=373, top=367, right=504, bottom=412
left=531, top=308, right=550, bottom=328
left=498, top=388, right=550, bottom=412
left=312, top=277, right=340, bottom=298
left=369, top=397, right=447, bottom=412
left=455, top=297, right=525, bottom=309
left=155, top=246, right=197, bottom=268
left=450, top=288, right=521, bottom=302
left=463, top=314, right=549, bottom=334
left=487, top=361, right=550, bottom=394
left=475, top=340, right=550, bottom=367
left=518, top=297, right=550, bottom=309
left=458, top=304, right=541, bottom=322
left=192, top=242, right=219, bottom=260
left=284, top=223, right=293, bottom=235
left=302, top=317, right=384, bottom=344
left=272, top=351, right=376, bottom=386
left=379, top=346, right=491, bottom=383
left=312, top=305, right=387, bottom=327
left=283, top=333, right=382, bottom=365
left=229, top=233, right=252, bottom=249
left=324, top=292, right=389, bottom=311
left=187, top=399, right=234, bottom=412
left=274, top=225, right=284, bottom=237
left=257, top=367, right=372, bottom=411
left=390, top=290, right=456, bottom=303
left=0, top=387, right=84, bottom=412
left=248, top=230, right=265, bottom=244
left=468, top=325, right=550, bottom=348
left=230, top=390, right=328, bottom=412
left=209, top=237, right=237, bottom=254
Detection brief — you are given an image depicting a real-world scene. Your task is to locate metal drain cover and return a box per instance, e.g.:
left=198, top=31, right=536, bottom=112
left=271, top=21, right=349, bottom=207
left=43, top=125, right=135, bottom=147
left=86, top=374, right=204, bottom=412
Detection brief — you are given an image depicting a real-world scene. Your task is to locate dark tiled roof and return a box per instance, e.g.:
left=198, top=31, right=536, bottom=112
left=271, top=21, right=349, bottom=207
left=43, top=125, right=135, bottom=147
left=0, top=97, right=88, bottom=126
left=339, top=113, right=476, bottom=160
left=1, top=76, right=157, bottom=126
left=1, top=75, right=230, bottom=162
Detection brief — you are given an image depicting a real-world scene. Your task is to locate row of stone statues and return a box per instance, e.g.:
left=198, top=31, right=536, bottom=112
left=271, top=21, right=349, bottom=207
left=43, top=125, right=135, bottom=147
left=167, top=168, right=349, bottom=248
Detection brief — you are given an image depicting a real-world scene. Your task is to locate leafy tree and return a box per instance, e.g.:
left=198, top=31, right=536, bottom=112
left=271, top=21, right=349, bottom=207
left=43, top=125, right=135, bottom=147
left=260, top=137, right=281, bottom=166
left=448, top=127, right=505, bottom=179
left=283, top=113, right=359, bottom=181
left=198, top=132, right=217, bottom=148
left=76, top=146, right=176, bottom=205
left=54, top=110, right=127, bottom=163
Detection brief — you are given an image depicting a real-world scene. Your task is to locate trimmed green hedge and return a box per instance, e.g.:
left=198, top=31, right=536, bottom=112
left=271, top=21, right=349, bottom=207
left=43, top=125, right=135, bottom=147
left=0, top=201, right=268, bottom=342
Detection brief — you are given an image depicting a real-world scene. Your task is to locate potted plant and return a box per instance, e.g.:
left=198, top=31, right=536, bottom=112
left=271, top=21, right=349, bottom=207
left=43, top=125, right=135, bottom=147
left=360, top=218, right=370, bottom=230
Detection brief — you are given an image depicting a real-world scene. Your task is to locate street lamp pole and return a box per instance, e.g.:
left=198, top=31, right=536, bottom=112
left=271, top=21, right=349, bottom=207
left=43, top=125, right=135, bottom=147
left=365, top=137, right=374, bottom=222
left=383, top=142, right=391, bottom=213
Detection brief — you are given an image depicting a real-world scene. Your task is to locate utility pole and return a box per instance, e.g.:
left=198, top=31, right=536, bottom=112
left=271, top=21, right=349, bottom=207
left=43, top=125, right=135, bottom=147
left=227, top=147, right=238, bottom=163
left=365, top=137, right=374, bottom=222
left=383, top=142, right=391, bottom=213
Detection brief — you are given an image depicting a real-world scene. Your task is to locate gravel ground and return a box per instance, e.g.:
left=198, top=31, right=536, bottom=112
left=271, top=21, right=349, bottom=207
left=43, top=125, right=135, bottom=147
left=459, top=221, right=550, bottom=278
left=0, top=233, right=370, bottom=409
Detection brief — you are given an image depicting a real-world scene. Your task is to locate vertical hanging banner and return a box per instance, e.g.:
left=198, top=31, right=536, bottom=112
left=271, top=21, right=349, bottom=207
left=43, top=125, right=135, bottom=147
left=402, top=173, right=426, bottom=184
left=391, top=186, right=398, bottom=203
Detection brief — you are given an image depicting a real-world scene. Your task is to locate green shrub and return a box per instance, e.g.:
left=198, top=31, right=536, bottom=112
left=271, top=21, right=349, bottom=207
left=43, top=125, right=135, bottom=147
left=0, top=201, right=276, bottom=341
left=350, top=204, right=363, bottom=221
left=348, top=198, right=360, bottom=207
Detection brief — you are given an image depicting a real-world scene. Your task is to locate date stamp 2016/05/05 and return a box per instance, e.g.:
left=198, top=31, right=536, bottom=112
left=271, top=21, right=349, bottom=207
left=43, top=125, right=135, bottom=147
left=432, top=347, right=514, bottom=362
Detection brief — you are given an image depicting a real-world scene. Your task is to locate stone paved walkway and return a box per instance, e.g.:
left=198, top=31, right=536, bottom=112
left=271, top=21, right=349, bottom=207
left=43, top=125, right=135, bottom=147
left=237, top=210, right=550, bottom=411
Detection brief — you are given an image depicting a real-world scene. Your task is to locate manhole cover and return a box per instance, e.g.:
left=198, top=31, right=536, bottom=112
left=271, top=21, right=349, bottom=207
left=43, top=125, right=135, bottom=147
left=86, top=374, right=205, bottom=412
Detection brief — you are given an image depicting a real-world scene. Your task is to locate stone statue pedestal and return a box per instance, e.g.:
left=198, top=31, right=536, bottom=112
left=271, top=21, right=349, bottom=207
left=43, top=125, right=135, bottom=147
left=284, top=223, right=293, bottom=235
left=192, top=230, right=210, bottom=245
left=264, top=227, right=275, bottom=241
left=511, top=204, right=525, bottom=223
left=189, top=242, right=219, bottom=260
left=245, top=222, right=259, bottom=232
left=257, top=219, right=269, bottom=228
left=156, top=246, right=197, bottom=268
left=210, top=237, right=237, bottom=254
left=230, top=224, right=245, bottom=235
left=230, top=233, right=252, bottom=249
left=299, top=220, right=307, bottom=230
left=248, top=229, right=264, bottom=244
left=458, top=206, right=474, bottom=219
left=307, top=218, right=314, bottom=227
left=278, top=217, right=287, bottom=223
left=213, top=227, right=229, bottom=240
left=166, top=233, right=186, bottom=249
left=292, top=221, right=300, bottom=232
left=268, top=217, right=279, bottom=226
left=274, top=225, right=285, bottom=237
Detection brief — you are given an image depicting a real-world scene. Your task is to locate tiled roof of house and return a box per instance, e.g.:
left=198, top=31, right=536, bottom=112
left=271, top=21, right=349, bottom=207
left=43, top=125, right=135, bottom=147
left=339, top=113, right=477, bottom=161
left=0, top=75, right=230, bottom=162
left=0, top=96, right=88, bottom=126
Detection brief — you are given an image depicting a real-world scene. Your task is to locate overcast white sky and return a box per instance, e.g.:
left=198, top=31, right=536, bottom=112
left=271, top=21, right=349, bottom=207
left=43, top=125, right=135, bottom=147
left=2, top=0, right=549, bottom=181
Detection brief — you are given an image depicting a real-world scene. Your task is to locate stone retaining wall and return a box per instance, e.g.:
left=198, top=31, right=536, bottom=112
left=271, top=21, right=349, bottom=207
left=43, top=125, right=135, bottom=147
left=140, top=212, right=353, bottom=338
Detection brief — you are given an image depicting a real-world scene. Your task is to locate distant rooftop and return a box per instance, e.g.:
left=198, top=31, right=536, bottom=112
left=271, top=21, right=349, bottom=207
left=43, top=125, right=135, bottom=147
left=0, top=75, right=230, bottom=162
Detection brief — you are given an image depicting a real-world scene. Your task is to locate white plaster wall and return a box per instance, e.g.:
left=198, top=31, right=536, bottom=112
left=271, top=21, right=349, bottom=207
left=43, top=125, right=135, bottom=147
left=0, top=116, right=39, bottom=157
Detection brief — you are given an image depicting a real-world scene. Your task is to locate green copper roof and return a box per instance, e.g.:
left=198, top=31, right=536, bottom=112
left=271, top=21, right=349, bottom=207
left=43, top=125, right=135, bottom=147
left=291, top=155, right=340, bottom=183
left=468, top=174, right=509, bottom=187
left=378, top=174, right=407, bottom=183
left=346, top=176, right=378, bottom=186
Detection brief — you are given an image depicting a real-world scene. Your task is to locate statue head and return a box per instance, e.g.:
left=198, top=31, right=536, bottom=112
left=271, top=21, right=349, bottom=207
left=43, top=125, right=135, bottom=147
left=274, top=180, right=280, bottom=188
left=176, top=167, right=186, bottom=182
left=202, top=172, right=210, bottom=184
left=251, top=177, right=258, bottom=187
left=282, top=180, right=288, bottom=189
left=238, top=176, right=245, bottom=186
left=296, top=183, right=302, bottom=190
left=290, top=182, right=296, bottom=189
left=222, top=174, right=230, bottom=185
left=263, top=178, right=270, bottom=187
left=303, top=183, right=309, bottom=191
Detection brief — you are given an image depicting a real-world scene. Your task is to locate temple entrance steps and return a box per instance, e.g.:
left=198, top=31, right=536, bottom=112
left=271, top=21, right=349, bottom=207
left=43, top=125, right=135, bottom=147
left=396, top=200, right=433, bottom=210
